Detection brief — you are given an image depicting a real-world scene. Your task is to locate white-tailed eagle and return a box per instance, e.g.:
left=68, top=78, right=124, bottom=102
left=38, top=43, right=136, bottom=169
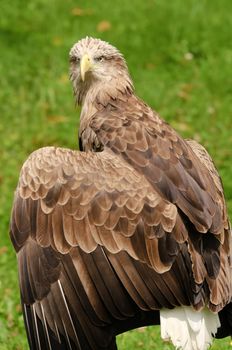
left=10, top=37, right=232, bottom=350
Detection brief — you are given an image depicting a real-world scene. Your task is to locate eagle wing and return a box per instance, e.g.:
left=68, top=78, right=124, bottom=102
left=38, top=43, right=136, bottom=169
left=88, top=94, right=231, bottom=307
left=11, top=146, right=198, bottom=349
left=186, top=139, right=226, bottom=199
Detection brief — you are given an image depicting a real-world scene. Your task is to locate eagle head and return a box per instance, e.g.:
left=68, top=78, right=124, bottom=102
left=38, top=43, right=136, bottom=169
left=69, top=37, right=133, bottom=105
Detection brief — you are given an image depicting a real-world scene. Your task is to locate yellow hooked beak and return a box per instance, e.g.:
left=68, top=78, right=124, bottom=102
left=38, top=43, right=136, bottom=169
left=80, top=54, right=92, bottom=82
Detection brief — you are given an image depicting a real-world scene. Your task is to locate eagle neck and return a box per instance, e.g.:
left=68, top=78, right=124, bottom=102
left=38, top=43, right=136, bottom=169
left=79, top=77, right=133, bottom=133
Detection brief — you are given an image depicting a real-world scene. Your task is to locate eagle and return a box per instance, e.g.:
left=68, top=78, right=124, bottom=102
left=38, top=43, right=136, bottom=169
left=10, top=37, right=232, bottom=350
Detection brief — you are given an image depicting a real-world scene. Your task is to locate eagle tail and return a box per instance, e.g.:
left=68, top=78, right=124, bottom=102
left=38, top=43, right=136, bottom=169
left=160, top=306, right=220, bottom=350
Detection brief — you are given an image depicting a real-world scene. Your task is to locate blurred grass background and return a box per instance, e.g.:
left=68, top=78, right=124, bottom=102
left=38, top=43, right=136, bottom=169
left=0, top=0, right=232, bottom=349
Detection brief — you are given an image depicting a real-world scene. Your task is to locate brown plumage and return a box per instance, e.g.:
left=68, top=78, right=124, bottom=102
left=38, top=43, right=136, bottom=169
left=10, top=37, right=232, bottom=350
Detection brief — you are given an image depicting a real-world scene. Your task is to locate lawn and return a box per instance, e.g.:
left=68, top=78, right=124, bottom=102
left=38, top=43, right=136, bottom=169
left=0, top=0, right=232, bottom=349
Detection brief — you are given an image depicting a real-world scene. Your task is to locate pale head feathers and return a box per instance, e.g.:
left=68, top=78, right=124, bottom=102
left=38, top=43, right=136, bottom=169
left=69, top=37, right=123, bottom=62
left=69, top=37, right=134, bottom=106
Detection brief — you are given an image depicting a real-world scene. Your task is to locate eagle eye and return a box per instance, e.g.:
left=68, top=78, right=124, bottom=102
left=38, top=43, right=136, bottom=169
left=70, top=56, right=80, bottom=64
left=95, top=56, right=105, bottom=62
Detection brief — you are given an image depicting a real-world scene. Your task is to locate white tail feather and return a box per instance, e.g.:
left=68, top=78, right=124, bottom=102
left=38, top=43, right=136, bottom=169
left=160, top=306, right=220, bottom=350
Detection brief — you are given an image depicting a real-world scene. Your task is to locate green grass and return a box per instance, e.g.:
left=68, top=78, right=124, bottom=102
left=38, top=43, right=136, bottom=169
left=0, top=0, right=232, bottom=349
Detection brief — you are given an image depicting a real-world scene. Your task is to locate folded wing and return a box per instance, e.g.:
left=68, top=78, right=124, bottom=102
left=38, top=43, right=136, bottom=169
left=10, top=146, right=194, bottom=349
